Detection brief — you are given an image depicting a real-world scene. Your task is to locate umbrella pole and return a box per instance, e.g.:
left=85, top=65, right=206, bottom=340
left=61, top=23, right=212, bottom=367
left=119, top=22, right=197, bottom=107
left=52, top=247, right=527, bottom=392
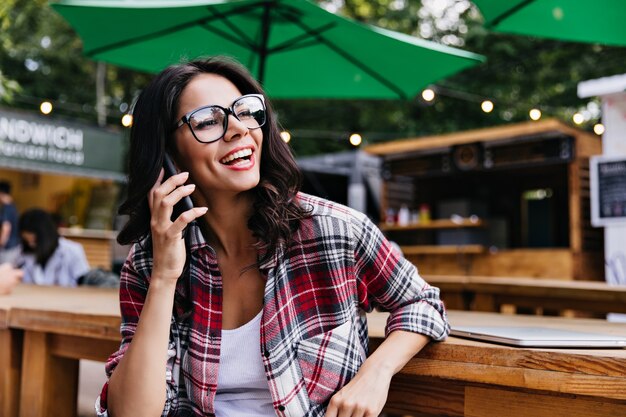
left=257, top=2, right=273, bottom=85
left=489, top=0, right=536, bottom=27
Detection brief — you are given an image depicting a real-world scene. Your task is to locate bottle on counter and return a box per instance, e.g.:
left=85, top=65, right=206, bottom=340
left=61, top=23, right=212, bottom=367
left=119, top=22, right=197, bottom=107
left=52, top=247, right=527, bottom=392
left=419, top=203, right=431, bottom=223
left=397, top=204, right=410, bottom=226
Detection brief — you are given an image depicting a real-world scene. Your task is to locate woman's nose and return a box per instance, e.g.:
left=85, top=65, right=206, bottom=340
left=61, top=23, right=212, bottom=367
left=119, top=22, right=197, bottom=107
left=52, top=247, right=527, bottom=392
left=222, top=114, right=249, bottom=142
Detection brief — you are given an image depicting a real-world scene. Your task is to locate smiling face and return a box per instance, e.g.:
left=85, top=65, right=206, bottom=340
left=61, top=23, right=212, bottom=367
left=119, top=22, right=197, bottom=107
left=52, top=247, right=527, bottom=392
left=173, top=73, right=263, bottom=200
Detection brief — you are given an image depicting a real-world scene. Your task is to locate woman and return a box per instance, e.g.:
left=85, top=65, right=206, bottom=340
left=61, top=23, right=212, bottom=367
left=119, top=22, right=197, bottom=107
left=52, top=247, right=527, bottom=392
left=18, top=208, right=90, bottom=287
left=99, top=57, right=449, bottom=417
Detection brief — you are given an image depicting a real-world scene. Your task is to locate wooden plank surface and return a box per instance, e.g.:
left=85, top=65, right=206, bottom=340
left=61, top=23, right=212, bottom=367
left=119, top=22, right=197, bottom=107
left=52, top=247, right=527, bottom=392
left=369, top=311, right=626, bottom=402
left=19, top=331, right=78, bottom=417
left=0, top=285, right=119, bottom=313
left=471, top=248, right=573, bottom=279
left=425, top=275, right=626, bottom=314
left=59, top=228, right=117, bottom=270
left=50, top=334, right=120, bottom=362
left=10, top=309, right=121, bottom=341
left=0, top=329, right=22, bottom=417
left=381, top=218, right=486, bottom=231
left=65, top=237, right=112, bottom=270
left=459, top=275, right=626, bottom=294
left=402, top=245, right=485, bottom=255
left=465, top=387, right=626, bottom=417
left=0, top=285, right=119, bottom=417
left=2, top=285, right=120, bottom=339
left=406, top=248, right=576, bottom=279
left=385, top=376, right=465, bottom=416
left=364, top=119, right=591, bottom=156
left=5, top=285, right=626, bottom=416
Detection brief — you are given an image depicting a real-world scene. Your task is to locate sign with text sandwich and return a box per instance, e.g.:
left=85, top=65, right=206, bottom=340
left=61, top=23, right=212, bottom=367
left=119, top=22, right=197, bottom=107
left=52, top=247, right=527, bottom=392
left=0, top=108, right=127, bottom=181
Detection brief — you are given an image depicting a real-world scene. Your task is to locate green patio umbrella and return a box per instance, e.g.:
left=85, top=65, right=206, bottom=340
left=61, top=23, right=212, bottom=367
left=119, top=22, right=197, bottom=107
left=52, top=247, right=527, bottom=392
left=51, top=0, right=484, bottom=100
left=473, top=0, right=626, bottom=47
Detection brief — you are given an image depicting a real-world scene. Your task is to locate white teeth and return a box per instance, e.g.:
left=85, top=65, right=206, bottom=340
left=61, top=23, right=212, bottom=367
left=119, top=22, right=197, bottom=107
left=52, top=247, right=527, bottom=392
left=220, top=148, right=252, bottom=164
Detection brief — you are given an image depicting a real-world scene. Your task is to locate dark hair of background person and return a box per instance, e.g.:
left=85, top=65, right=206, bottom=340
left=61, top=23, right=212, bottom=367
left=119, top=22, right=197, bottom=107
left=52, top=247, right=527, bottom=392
left=117, top=57, right=310, bottom=263
left=19, top=208, right=60, bottom=267
left=0, top=180, right=11, bottom=194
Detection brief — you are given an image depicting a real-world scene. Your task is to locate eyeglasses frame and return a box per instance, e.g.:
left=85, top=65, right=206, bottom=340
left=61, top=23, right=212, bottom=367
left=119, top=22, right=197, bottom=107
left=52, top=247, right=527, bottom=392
left=174, top=93, right=266, bottom=144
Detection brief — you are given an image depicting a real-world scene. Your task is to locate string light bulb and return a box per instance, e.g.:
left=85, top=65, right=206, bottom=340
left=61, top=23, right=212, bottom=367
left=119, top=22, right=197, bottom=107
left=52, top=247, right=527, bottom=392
left=529, top=108, right=542, bottom=121
left=40, top=101, right=53, bottom=115
left=481, top=100, right=494, bottom=113
left=593, top=123, right=605, bottom=135
left=349, top=133, right=362, bottom=147
left=121, top=114, right=133, bottom=127
left=280, top=131, right=291, bottom=143
left=421, top=88, right=435, bottom=102
left=572, top=113, right=584, bottom=125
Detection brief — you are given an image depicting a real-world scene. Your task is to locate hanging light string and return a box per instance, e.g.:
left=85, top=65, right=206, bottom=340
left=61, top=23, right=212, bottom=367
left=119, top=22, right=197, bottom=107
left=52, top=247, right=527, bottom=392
left=429, top=83, right=603, bottom=126
left=3, top=80, right=604, bottom=137
left=3, top=92, right=134, bottom=126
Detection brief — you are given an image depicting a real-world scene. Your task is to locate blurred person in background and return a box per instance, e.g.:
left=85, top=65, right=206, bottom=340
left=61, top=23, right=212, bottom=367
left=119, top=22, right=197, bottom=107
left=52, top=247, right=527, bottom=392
left=0, top=262, right=23, bottom=295
left=0, top=180, right=20, bottom=265
left=18, top=208, right=90, bottom=287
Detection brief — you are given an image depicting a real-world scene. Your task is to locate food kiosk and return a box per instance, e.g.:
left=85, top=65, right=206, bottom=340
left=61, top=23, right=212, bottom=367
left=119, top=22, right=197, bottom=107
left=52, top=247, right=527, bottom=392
left=365, top=119, right=603, bottom=280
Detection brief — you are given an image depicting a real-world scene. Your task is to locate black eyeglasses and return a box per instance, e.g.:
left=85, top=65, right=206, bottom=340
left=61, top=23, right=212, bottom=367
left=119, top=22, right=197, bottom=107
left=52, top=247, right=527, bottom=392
left=175, top=94, right=266, bottom=143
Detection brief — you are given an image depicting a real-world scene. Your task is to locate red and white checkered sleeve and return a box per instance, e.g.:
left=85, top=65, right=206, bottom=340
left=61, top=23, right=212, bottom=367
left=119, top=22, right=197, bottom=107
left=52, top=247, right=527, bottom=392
left=351, top=211, right=450, bottom=341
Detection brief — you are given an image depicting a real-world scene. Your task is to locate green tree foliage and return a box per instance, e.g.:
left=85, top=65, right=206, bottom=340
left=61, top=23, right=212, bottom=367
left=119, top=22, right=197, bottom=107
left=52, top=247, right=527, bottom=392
left=0, top=0, right=150, bottom=125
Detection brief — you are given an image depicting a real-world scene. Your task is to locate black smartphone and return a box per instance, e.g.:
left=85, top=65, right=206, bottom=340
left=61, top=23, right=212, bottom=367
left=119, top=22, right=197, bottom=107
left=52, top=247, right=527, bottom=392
left=163, top=153, right=194, bottom=220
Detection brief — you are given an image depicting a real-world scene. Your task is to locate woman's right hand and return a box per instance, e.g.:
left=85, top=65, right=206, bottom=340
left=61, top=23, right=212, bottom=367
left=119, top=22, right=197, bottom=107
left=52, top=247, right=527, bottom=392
left=148, top=169, right=208, bottom=283
left=0, top=263, right=22, bottom=295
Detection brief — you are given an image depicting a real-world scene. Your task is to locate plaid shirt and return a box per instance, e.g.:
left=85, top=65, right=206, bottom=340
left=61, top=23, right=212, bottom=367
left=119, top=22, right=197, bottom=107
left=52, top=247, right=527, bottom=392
left=97, top=193, right=449, bottom=417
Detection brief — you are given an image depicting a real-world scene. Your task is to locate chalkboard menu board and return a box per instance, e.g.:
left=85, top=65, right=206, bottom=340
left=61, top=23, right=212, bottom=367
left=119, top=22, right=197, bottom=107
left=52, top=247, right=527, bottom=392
left=591, top=156, right=626, bottom=226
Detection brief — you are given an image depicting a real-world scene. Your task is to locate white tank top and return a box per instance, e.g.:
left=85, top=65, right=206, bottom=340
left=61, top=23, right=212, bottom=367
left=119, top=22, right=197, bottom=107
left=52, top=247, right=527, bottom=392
left=214, top=310, right=275, bottom=417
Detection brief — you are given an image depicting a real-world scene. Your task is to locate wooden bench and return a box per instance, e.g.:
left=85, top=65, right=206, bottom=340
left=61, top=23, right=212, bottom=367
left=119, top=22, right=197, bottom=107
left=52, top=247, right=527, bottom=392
left=425, top=275, right=626, bottom=316
left=0, top=285, right=120, bottom=417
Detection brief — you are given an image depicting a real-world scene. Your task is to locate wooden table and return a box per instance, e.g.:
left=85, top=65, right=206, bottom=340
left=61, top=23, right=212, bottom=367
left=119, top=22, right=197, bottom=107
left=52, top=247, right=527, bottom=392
left=426, top=275, right=626, bottom=315
left=370, top=310, right=626, bottom=417
left=0, top=285, right=120, bottom=417
left=3, top=285, right=626, bottom=417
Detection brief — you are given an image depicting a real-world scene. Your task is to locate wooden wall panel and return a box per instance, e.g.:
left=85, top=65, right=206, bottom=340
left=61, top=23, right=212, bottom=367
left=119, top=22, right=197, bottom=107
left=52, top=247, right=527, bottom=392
left=406, top=249, right=574, bottom=279
left=0, top=329, right=22, bottom=417
left=406, top=254, right=469, bottom=277
left=385, top=375, right=465, bottom=417
left=64, top=237, right=112, bottom=270
left=465, top=387, right=626, bottom=417
left=573, top=251, right=605, bottom=281
left=472, top=249, right=572, bottom=279
left=569, top=162, right=582, bottom=252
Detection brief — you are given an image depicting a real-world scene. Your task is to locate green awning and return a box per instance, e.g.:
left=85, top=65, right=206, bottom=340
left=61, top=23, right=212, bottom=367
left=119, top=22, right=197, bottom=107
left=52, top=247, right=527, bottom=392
left=474, top=0, right=626, bottom=46
left=0, top=108, right=127, bottom=181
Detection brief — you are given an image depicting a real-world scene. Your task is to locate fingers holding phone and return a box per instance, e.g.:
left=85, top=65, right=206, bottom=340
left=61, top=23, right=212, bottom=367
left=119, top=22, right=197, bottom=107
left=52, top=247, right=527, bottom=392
left=149, top=167, right=207, bottom=282
left=150, top=170, right=189, bottom=224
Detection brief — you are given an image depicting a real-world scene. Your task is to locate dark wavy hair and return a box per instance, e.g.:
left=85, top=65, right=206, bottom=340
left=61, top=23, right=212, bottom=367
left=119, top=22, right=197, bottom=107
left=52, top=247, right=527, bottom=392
left=19, top=208, right=60, bottom=267
left=117, top=57, right=309, bottom=263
